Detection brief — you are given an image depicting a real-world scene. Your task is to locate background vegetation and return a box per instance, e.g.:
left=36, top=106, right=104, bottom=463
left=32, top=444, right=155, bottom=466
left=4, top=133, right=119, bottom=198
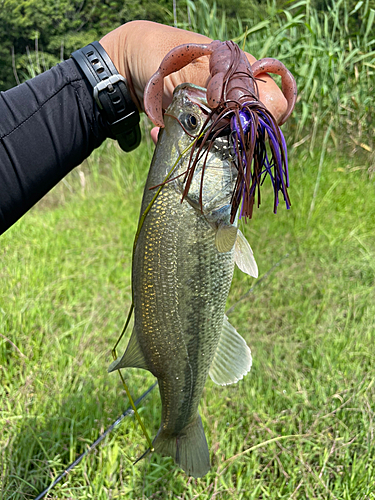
left=2, top=0, right=375, bottom=160
left=1, top=0, right=375, bottom=498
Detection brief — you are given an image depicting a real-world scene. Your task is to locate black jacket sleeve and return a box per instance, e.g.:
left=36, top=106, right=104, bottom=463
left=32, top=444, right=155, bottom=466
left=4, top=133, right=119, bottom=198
left=0, top=58, right=111, bottom=235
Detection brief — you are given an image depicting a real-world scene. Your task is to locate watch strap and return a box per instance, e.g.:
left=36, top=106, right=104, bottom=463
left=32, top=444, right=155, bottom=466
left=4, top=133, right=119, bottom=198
left=71, top=41, right=141, bottom=152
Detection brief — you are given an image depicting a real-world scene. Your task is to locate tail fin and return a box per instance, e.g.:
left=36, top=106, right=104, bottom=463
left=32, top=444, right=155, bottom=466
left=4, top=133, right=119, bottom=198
left=153, top=413, right=210, bottom=478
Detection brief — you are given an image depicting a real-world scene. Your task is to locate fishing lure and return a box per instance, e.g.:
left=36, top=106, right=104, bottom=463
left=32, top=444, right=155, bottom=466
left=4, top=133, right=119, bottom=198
left=144, top=40, right=297, bottom=222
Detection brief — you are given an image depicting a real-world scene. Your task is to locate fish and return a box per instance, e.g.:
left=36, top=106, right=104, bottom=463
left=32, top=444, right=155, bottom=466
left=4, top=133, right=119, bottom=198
left=108, top=83, right=258, bottom=478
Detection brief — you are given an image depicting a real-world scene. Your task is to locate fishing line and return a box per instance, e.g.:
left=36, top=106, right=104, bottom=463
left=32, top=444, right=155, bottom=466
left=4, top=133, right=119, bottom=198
left=226, top=248, right=296, bottom=315
left=32, top=250, right=294, bottom=499
left=32, top=382, right=157, bottom=500
left=112, top=302, right=134, bottom=353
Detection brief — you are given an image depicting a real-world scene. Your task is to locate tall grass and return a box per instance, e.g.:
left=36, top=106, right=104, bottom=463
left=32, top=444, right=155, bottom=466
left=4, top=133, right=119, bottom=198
left=182, top=0, right=375, bottom=160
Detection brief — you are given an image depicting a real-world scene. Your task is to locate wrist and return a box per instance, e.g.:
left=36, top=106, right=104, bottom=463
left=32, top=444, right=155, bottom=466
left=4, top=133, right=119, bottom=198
left=100, top=26, right=140, bottom=109
left=99, top=30, right=126, bottom=79
left=71, top=41, right=141, bottom=152
left=100, top=22, right=154, bottom=112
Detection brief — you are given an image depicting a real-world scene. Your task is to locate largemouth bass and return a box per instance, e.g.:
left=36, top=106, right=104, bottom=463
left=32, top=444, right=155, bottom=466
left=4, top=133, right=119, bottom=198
left=109, top=84, right=257, bottom=478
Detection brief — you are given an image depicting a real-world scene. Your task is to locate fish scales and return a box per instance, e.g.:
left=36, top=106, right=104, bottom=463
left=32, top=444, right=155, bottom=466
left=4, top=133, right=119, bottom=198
left=134, top=185, right=235, bottom=433
left=109, top=84, right=255, bottom=478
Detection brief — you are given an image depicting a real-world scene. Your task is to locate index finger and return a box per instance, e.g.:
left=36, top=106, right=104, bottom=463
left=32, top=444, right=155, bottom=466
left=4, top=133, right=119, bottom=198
left=101, top=21, right=287, bottom=123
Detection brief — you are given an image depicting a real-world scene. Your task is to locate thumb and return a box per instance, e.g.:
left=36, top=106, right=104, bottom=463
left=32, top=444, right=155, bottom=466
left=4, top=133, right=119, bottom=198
left=150, top=127, right=160, bottom=145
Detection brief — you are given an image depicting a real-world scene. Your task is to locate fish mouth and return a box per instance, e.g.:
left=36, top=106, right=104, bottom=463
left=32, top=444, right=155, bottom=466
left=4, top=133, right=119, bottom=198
left=173, top=83, right=208, bottom=109
left=173, top=83, right=290, bottom=225
left=196, top=122, right=231, bottom=146
left=193, top=128, right=235, bottom=165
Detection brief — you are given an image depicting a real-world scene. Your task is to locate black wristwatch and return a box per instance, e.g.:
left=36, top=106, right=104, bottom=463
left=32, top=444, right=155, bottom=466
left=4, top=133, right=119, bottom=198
left=71, top=41, right=141, bottom=152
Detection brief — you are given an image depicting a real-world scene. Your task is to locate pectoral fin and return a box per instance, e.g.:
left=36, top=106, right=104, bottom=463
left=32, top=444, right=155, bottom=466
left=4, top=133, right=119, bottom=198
left=209, top=316, right=252, bottom=385
left=234, top=230, right=258, bottom=278
left=108, top=327, right=149, bottom=373
left=215, top=224, right=238, bottom=253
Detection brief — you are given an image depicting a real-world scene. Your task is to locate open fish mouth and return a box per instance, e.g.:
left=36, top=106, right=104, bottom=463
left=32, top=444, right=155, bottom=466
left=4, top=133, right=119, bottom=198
left=196, top=122, right=231, bottom=144
left=195, top=134, right=235, bottom=164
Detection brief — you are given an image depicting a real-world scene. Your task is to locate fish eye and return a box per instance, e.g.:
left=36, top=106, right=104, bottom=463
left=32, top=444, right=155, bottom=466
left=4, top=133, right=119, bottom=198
left=179, top=113, right=199, bottom=132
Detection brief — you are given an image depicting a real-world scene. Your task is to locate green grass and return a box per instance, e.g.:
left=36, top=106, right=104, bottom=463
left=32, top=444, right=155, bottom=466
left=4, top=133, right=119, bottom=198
left=2, top=1, right=375, bottom=497
left=1, top=138, right=375, bottom=499
left=185, top=0, right=375, bottom=159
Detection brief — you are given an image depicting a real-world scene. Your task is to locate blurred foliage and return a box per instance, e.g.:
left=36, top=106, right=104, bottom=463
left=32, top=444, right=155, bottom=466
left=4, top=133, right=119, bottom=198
left=0, top=0, right=177, bottom=88
left=2, top=0, right=374, bottom=88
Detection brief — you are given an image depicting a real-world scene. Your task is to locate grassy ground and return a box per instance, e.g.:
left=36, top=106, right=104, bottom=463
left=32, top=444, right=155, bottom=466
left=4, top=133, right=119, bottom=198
left=1, top=138, right=375, bottom=499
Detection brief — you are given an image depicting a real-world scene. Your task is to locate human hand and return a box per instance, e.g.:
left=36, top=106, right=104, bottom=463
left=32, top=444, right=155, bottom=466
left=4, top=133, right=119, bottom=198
left=100, top=21, right=288, bottom=127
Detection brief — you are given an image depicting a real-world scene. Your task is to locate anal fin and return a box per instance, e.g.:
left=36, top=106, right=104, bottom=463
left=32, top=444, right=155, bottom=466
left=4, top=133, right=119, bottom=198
left=209, top=316, right=252, bottom=385
left=108, top=327, right=149, bottom=373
